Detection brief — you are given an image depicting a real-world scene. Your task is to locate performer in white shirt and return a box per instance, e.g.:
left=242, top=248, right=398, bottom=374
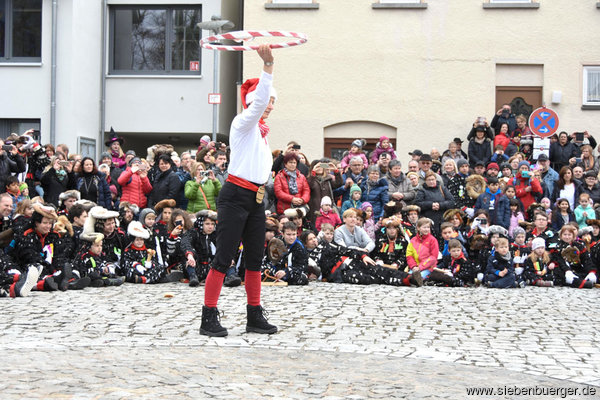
left=199, top=44, right=277, bottom=337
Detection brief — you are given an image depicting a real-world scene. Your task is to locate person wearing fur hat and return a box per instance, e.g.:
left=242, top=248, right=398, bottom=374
left=371, top=217, right=409, bottom=270
left=13, top=203, right=64, bottom=291
left=262, top=221, right=309, bottom=285
left=180, top=210, right=219, bottom=288
left=85, top=206, right=127, bottom=267
left=138, top=208, right=166, bottom=267
left=118, top=201, right=138, bottom=233
left=315, top=196, right=341, bottom=232
left=199, top=45, right=278, bottom=337
left=57, top=189, right=80, bottom=216
left=118, top=157, right=152, bottom=209
left=549, top=224, right=595, bottom=288
left=121, top=221, right=178, bottom=284
left=164, top=209, right=193, bottom=272
left=74, top=232, right=124, bottom=287
left=45, top=214, right=88, bottom=291
left=153, top=199, right=176, bottom=238
left=307, top=159, right=343, bottom=225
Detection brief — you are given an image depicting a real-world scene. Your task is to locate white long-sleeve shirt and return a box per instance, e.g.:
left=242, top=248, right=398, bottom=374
left=228, top=71, right=273, bottom=184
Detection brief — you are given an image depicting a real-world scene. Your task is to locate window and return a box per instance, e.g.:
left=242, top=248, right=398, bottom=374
left=0, top=0, right=42, bottom=62
left=78, top=137, right=96, bottom=159
left=0, top=118, right=40, bottom=140
left=583, top=66, right=600, bottom=106
left=110, top=5, right=202, bottom=75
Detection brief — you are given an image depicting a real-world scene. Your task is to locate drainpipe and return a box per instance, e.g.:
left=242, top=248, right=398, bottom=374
left=50, top=0, right=58, bottom=145
left=100, top=0, right=107, bottom=159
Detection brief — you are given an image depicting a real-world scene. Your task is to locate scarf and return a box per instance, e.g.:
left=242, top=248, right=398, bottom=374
left=500, top=251, right=511, bottom=262
left=259, top=119, right=269, bottom=138
left=387, top=174, right=402, bottom=187
left=285, top=169, right=298, bottom=195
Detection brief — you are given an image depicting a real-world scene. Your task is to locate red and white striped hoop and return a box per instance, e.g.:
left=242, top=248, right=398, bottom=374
left=200, top=30, right=308, bottom=51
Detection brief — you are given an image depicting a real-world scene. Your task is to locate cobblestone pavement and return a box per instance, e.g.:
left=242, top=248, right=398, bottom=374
left=1, top=283, right=599, bottom=399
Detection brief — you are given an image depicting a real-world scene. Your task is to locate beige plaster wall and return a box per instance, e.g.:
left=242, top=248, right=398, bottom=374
left=243, top=0, right=600, bottom=167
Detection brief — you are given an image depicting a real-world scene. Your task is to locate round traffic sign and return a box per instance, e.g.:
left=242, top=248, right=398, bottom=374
left=528, top=107, right=559, bottom=138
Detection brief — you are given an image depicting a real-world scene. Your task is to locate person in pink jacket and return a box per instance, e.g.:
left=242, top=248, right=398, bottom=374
left=406, top=217, right=439, bottom=280
left=117, top=158, right=152, bottom=209
left=340, top=139, right=369, bottom=171
left=315, top=196, right=341, bottom=231
left=273, top=153, right=310, bottom=215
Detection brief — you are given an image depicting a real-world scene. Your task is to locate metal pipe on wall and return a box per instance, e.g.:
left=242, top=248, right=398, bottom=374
left=100, top=0, right=107, bottom=159
left=50, top=0, right=58, bottom=145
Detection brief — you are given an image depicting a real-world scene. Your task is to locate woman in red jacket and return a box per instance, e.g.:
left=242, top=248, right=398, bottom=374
left=513, top=160, right=543, bottom=219
left=117, top=158, right=153, bottom=209
left=273, top=153, right=311, bottom=215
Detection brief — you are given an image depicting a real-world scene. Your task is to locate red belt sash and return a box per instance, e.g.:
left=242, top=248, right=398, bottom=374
left=227, top=174, right=261, bottom=193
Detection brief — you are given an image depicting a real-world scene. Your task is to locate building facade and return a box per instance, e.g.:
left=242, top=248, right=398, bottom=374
left=0, top=0, right=242, bottom=158
left=245, top=0, right=600, bottom=166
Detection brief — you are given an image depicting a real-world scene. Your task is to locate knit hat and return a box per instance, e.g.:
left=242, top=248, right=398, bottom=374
left=379, top=135, right=389, bottom=142
left=518, top=160, right=530, bottom=170
left=200, top=135, right=211, bottom=146
left=100, top=152, right=111, bottom=161
left=139, top=208, right=156, bottom=224
left=531, top=237, right=546, bottom=251
left=349, top=184, right=362, bottom=196
left=512, top=226, right=526, bottom=239
left=351, top=139, right=364, bottom=149
left=361, top=202, right=373, bottom=212
left=19, top=183, right=28, bottom=193
left=320, top=196, right=332, bottom=206
left=457, top=159, right=469, bottom=168
left=240, top=78, right=277, bottom=109
left=486, top=162, right=499, bottom=171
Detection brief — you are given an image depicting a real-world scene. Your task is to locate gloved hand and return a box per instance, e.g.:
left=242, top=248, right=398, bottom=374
left=21, top=135, right=36, bottom=151
left=465, top=208, right=475, bottom=219
left=584, top=272, right=597, bottom=284
left=565, top=270, right=575, bottom=284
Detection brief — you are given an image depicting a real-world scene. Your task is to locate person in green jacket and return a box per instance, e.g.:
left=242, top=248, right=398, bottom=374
left=185, top=162, right=222, bottom=213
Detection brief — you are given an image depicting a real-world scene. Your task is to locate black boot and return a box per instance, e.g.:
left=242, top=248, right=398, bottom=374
left=44, top=277, right=58, bottom=291
left=410, top=267, right=423, bottom=287
left=199, top=306, right=228, bottom=337
left=187, top=267, right=200, bottom=287
left=223, top=274, right=242, bottom=287
left=68, top=276, right=91, bottom=290
left=59, top=263, right=73, bottom=291
left=104, top=277, right=125, bottom=286
left=246, top=305, right=277, bottom=334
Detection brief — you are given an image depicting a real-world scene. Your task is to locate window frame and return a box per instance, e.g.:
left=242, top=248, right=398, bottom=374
left=0, top=0, right=43, bottom=63
left=108, top=4, right=203, bottom=76
left=583, top=66, right=600, bottom=106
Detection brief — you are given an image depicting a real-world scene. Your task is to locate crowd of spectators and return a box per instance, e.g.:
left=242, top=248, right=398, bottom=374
left=2, top=106, right=600, bottom=299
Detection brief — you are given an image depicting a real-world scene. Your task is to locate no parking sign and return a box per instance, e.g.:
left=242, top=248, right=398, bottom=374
left=529, top=107, right=559, bottom=138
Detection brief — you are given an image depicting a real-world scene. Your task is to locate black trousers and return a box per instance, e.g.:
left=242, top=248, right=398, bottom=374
left=212, top=182, right=265, bottom=273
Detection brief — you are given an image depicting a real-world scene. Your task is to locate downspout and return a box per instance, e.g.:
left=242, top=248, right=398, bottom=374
left=100, top=0, right=107, bottom=159
left=50, top=0, right=58, bottom=145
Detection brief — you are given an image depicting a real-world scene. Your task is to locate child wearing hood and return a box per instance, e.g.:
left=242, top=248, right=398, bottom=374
left=340, top=139, right=369, bottom=171
left=315, top=196, right=341, bottom=231
left=361, top=202, right=376, bottom=241
left=370, top=136, right=397, bottom=164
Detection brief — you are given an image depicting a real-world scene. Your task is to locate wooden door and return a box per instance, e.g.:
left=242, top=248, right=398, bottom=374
left=496, top=86, right=542, bottom=120
left=323, top=138, right=396, bottom=162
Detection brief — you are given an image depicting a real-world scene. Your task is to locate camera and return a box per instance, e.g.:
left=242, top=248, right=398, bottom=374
left=576, top=157, right=582, bottom=163
left=319, top=162, right=329, bottom=170
left=521, top=170, right=531, bottom=178
left=292, top=144, right=301, bottom=150
left=477, top=117, right=486, bottom=126
left=175, top=220, right=183, bottom=227
left=1, top=145, right=12, bottom=152
left=476, top=218, right=488, bottom=225
left=201, top=171, right=210, bottom=177
left=501, top=108, right=510, bottom=118
left=575, top=132, right=584, bottom=142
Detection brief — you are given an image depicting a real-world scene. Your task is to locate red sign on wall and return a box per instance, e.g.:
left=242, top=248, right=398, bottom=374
left=189, top=61, right=199, bottom=71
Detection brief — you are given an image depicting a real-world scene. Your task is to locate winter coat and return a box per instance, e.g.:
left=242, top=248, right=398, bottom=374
left=76, top=172, right=112, bottom=209
left=406, top=233, right=438, bottom=271
left=147, top=169, right=181, bottom=208
left=486, top=252, right=515, bottom=287
left=340, top=152, right=368, bottom=170
left=315, top=209, right=342, bottom=231
left=184, top=178, right=222, bottom=213
left=468, top=138, right=492, bottom=168
left=41, top=168, right=76, bottom=207
left=118, top=168, right=152, bottom=209
left=582, top=183, right=600, bottom=205
left=359, top=178, right=389, bottom=220
left=474, top=190, right=511, bottom=229
left=334, top=171, right=368, bottom=203
left=111, top=152, right=126, bottom=169
left=0, top=152, right=25, bottom=194
left=307, top=171, right=343, bottom=224
left=550, top=141, right=579, bottom=172
left=371, top=235, right=408, bottom=267
left=370, top=144, right=397, bottom=164
left=387, top=172, right=416, bottom=204
left=175, top=168, right=192, bottom=210
left=540, top=167, right=559, bottom=197
left=414, top=183, right=455, bottom=231
left=273, top=169, right=311, bottom=215
left=444, top=174, right=472, bottom=209
left=14, top=227, right=48, bottom=270
left=512, top=172, right=543, bottom=217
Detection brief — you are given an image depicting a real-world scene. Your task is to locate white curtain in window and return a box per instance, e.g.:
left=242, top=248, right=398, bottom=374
left=587, top=70, right=600, bottom=103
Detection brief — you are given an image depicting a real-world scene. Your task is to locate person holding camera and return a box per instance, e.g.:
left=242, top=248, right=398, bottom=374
left=307, top=158, right=343, bottom=225
left=118, top=157, right=152, bottom=209
left=41, top=156, right=76, bottom=207
left=491, top=104, right=517, bottom=135
left=211, top=151, right=229, bottom=186
left=185, top=161, right=221, bottom=213
left=513, top=161, right=543, bottom=219
left=272, top=141, right=309, bottom=177
left=0, top=139, right=26, bottom=195
left=550, top=131, right=580, bottom=172
left=146, top=154, right=180, bottom=209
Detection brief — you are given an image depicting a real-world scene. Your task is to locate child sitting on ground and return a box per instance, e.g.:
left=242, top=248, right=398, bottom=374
left=75, top=233, right=124, bottom=287
left=315, top=196, right=341, bottom=232
left=265, top=221, right=309, bottom=285
left=432, top=239, right=476, bottom=287
left=486, top=236, right=518, bottom=288
left=523, top=237, right=554, bottom=287
left=574, top=193, right=595, bottom=229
